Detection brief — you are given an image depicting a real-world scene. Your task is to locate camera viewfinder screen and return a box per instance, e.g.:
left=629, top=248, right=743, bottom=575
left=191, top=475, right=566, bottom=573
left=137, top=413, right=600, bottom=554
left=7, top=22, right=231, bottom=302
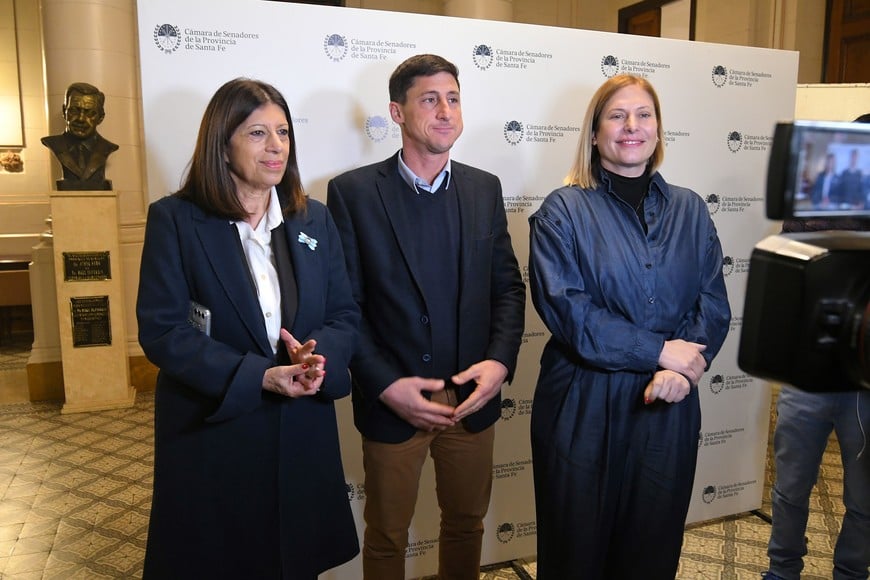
left=793, top=122, right=870, bottom=217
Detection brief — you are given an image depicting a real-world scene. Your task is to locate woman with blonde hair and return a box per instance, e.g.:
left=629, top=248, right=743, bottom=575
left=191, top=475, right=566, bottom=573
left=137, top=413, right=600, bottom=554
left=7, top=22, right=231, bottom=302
left=528, top=74, right=731, bottom=579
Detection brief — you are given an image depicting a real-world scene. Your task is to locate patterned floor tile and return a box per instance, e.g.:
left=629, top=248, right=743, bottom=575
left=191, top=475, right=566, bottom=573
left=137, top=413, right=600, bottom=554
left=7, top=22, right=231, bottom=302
left=0, top=379, right=850, bottom=579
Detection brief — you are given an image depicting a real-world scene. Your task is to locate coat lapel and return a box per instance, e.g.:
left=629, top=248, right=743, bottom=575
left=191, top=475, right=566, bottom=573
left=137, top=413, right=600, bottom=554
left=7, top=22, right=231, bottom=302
left=451, top=163, right=477, bottom=295
left=194, top=214, right=272, bottom=356
left=282, top=208, right=318, bottom=336
left=375, top=161, right=427, bottom=296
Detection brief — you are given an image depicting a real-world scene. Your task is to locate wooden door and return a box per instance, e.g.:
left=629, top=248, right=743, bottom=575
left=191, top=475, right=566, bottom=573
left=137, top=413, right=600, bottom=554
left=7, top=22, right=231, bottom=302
left=620, top=1, right=663, bottom=37
left=825, top=0, right=870, bottom=82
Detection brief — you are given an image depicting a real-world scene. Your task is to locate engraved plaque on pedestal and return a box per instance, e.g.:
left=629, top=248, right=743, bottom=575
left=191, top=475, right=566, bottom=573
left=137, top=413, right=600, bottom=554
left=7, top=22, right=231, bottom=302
left=63, top=251, right=111, bottom=281
left=70, top=295, right=112, bottom=347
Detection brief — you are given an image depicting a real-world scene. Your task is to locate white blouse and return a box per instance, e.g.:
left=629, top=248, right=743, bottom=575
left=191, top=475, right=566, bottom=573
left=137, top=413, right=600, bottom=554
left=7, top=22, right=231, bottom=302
left=233, top=186, right=284, bottom=354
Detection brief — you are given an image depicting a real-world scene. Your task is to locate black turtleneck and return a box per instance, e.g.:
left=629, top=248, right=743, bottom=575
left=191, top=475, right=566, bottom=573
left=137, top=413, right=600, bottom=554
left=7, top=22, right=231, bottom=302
left=603, top=167, right=650, bottom=232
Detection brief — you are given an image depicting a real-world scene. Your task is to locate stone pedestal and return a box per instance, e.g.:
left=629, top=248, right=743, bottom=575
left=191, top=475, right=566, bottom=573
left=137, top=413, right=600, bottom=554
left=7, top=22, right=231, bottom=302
left=27, top=236, right=64, bottom=401
left=49, top=190, right=135, bottom=413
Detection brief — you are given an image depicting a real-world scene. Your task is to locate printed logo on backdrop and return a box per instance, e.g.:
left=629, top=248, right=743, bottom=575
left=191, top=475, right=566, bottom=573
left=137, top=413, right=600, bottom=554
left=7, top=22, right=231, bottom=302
left=522, top=330, right=545, bottom=345
left=153, top=24, right=181, bottom=54
left=495, top=521, right=536, bottom=543
left=729, top=315, right=743, bottom=333
left=324, top=34, right=417, bottom=62
left=364, top=115, right=390, bottom=142
left=701, top=426, right=745, bottom=448
left=323, top=34, right=348, bottom=61
left=364, top=115, right=400, bottom=142
left=712, top=65, right=728, bottom=87
left=727, top=131, right=743, bottom=153
left=702, top=485, right=717, bottom=504
left=346, top=482, right=365, bottom=502
left=701, top=479, right=757, bottom=503
left=727, top=67, right=774, bottom=88
left=727, top=130, right=773, bottom=153
left=664, top=129, right=690, bottom=147
left=406, top=538, right=438, bottom=559
left=722, top=255, right=750, bottom=277
left=496, top=523, right=515, bottom=543
left=472, top=45, right=494, bottom=70
left=501, top=398, right=517, bottom=420
left=601, top=54, right=671, bottom=78
left=493, top=459, right=532, bottom=480
left=473, top=46, right=553, bottom=70
left=504, top=121, right=524, bottom=145
left=706, top=194, right=721, bottom=215
left=601, top=55, right=620, bottom=77
left=708, top=373, right=754, bottom=395
left=499, top=397, right=533, bottom=420
left=707, top=193, right=765, bottom=215
left=709, top=374, right=725, bottom=394
left=712, top=64, right=775, bottom=88
left=504, top=121, right=580, bottom=145
left=505, top=195, right=545, bottom=214
left=151, top=24, right=260, bottom=54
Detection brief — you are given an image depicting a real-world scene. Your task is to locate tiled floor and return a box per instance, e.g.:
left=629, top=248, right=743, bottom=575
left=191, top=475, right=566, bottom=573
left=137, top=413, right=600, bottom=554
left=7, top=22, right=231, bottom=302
left=0, top=338, right=848, bottom=579
left=0, top=397, right=153, bottom=579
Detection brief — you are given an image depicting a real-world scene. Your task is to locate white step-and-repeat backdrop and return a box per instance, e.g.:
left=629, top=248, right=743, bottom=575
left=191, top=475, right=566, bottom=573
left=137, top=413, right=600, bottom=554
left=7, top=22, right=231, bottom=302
left=137, top=2, right=798, bottom=577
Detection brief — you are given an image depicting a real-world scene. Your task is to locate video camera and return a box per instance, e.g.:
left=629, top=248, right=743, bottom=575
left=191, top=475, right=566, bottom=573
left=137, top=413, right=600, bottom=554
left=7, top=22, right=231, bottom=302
left=738, top=120, right=870, bottom=392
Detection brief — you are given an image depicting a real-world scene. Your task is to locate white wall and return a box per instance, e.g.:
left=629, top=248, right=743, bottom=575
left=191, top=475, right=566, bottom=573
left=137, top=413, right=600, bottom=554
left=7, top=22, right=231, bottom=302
left=795, top=83, right=870, bottom=122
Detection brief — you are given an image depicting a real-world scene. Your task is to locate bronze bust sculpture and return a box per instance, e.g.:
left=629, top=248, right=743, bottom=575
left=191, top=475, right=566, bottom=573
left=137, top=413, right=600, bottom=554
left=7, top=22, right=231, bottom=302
left=41, top=82, right=119, bottom=191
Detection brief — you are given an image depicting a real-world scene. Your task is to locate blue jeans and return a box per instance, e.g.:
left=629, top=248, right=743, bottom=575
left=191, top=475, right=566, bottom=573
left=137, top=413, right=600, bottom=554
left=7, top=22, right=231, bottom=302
left=767, top=386, right=870, bottom=580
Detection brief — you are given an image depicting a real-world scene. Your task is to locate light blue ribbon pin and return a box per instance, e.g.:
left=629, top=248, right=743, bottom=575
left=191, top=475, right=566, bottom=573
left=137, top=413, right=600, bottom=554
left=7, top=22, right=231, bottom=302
left=297, top=232, right=318, bottom=251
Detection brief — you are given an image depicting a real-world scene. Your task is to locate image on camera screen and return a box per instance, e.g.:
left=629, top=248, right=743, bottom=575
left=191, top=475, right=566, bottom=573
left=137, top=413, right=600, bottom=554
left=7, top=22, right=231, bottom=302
left=792, top=124, right=870, bottom=217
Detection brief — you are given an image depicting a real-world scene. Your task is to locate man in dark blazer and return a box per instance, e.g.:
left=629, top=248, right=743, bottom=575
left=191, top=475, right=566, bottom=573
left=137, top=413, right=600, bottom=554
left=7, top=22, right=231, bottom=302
left=327, top=54, right=525, bottom=580
left=809, top=153, right=838, bottom=206
left=833, top=148, right=866, bottom=207
left=41, top=82, right=119, bottom=190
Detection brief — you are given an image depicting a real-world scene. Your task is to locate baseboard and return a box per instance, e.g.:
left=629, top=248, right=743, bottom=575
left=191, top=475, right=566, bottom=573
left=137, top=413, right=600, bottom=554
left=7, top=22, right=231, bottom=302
left=26, top=355, right=157, bottom=402
left=26, top=360, right=63, bottom=401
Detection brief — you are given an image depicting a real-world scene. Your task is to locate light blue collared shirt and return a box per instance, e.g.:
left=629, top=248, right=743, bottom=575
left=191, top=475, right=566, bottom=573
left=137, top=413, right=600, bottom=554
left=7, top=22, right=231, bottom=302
left=397, top=150, right=451, bottom=194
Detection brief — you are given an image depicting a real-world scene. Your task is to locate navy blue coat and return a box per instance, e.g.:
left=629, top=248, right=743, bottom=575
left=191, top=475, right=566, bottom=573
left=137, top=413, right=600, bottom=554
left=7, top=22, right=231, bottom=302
left=137, top=193, right=360, bottom=579
left=327, top=153, right=526, bottom=443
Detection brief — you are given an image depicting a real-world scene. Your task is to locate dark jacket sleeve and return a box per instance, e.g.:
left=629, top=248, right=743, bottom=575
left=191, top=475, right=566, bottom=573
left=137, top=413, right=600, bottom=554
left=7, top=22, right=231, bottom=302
left=136, top=197, right=272, bottom=422
left=477, top=170, right=525, bottom=382
left=669, top=205, right=731, bottom=367
left=326, top=172, right=406, bottom=402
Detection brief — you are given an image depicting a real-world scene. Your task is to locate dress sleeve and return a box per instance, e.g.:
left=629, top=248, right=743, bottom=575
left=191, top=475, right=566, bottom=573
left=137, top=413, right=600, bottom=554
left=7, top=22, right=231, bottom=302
left=669, top=213, right=731, bottom=366
left=528, top=196, right=665, bottom=372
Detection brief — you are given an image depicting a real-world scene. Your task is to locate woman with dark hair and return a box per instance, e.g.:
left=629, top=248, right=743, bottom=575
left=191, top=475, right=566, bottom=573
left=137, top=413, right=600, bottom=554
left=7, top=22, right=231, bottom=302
left=137, top=78, right=360, bottom=578
left=528, top=74, right=731, bottom=579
